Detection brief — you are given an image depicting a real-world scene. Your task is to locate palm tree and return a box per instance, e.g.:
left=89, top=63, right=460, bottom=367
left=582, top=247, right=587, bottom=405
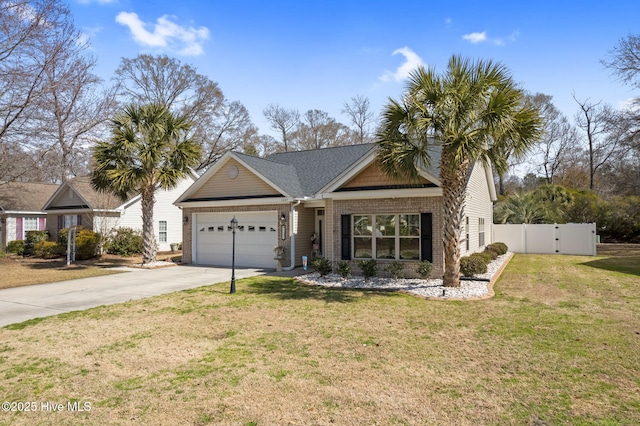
left=377, top=56, right=541, bottom=287
left=91, top=103, right=201, bottom=264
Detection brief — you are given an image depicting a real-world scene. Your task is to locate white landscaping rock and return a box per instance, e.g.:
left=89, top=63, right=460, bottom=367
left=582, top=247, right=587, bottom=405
left=295, top=253, right=512, bottom=300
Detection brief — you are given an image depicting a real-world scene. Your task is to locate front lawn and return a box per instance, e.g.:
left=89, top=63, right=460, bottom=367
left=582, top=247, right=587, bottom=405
left=0, top=247, right=638, bottom=425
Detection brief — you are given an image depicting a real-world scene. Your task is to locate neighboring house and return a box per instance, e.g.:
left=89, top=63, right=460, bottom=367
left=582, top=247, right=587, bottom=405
left=174, top=143, right=497, bottom=276
left=43, top=175, right=196, bottom=252
left=0, top=182, right=58, bottom=248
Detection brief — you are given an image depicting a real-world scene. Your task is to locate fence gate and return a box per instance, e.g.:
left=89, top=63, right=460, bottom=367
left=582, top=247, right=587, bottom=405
left=493, top=223, right=596, bottom=256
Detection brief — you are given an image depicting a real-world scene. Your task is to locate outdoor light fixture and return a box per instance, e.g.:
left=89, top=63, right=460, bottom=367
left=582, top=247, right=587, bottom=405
left=183, top=215, right=189, bottom=224
left=230, top=216, right=238, bottom=294
left=280, top=213, right=286, bottom=241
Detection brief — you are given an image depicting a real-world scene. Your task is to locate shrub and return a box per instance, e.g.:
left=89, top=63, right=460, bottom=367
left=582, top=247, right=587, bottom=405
left=385, top=261, right=404, bottom=280
left=337, top=261, right=351, bottom=279
left=460, top=255, right=487, bottom=277
left=358, top=259, right=378, bottom=281
left=7, top=240, right=25, bottom=255
left=416, top=260, right=433, bottom=279
left=59, top=226, right=99, bottom=260
left=486, top=242, right=508, bottom=256
left=105, top=228, right=143, bottom=256
left=34, top=241, right=62, bottom=259
left=24, top=230, right=49, bottom=256
left=483, top=247, right=499, bottom=260
left=470, top=251, right=493, bottom=264
left=311, top=257, right=333, bottom=276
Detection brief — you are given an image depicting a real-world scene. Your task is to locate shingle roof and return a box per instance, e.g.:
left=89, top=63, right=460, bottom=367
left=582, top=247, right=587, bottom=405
left=0, top=182, right=59, bottom=212
left=67, top=176, right=126, bottom=210
left=264, top=143, right=377, bottom=196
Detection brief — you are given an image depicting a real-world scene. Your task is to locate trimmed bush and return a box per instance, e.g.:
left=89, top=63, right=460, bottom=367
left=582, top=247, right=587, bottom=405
left=105, top=228, right=143, bottom=256
left=483, top=247, right=499, bottom=260
left=486, top=242, right=508, bottom=256
left=417, top=260, right=433, bottom=279
left=24, top=230, right=49, bottom=256
left=460, top=255, right=488, bottom=277
left=7, top=240, right=25, bottom=255
left=470, top=251, right=493, bottom=264
left=358, top=259, right=378, bottom=281
left=337, top=261, right=351, bottom=279
left=59, top=227, right=99, bottom=260
left=311, top=257, right=333, bottom=276
left=34, top=241, right=62, bottom=259
left=385, top=261, right=404, bottom=280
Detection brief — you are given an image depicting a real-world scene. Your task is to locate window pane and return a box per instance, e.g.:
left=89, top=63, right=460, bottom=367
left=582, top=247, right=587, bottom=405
left=159, top=221, right=167, bottom=232
left=353, top=215, right=372, bottom=236
left=64, top=215, right=77, bottom=228
left=399, top=214, right=419, bottom=236
left=376, top=238, right=395, bottom=259
left=24, top=217, right=38, bottom=231
left=400, top=238, right=420, bottom=260
left=376, top=215, right=395, bottom=236
left=354, top=237, right=372, bottom=258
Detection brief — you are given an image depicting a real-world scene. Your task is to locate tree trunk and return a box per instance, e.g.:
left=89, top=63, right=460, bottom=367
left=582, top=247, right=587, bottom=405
left=440, top=158, right=469, bottom=288
left=141, top=185, right=157, bottom=264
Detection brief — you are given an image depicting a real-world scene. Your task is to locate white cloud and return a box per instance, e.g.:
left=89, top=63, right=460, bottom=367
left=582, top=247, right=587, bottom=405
left=462, top=30, right=519, bottom=46
left=445, top=17, right=452, bottom=26
left=379, top=46, right=424, bottom=83
left=115, top=12, right=209, bottom=56
left=462, top=31, right=487, bottom=44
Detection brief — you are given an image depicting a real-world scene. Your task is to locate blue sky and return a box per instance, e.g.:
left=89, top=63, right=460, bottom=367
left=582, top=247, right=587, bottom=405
left=69, top=0, right=639, bottom=139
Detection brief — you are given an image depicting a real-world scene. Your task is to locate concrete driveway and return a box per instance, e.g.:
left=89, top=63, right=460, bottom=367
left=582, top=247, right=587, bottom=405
left=0, top=265, right=269, bottom=328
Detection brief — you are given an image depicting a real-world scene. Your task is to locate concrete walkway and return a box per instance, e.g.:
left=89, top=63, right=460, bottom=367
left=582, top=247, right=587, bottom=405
left=0, top=264, right=297, bottom=328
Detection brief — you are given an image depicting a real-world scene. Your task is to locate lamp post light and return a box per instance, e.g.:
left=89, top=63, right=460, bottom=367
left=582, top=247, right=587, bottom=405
left=230, top=216, right=238, bottom=294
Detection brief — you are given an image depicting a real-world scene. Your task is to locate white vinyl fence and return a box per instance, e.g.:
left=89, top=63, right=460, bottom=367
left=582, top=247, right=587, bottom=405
left=493, top=223, right=597, bottom=256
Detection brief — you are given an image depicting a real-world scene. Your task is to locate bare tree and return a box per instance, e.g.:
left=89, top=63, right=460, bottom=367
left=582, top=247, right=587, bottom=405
left=114, top=54, right=253, bottom=171
left=341, top=94, right=375, bottom=144
left=574, top=96, right=619, bottom=191
left=526, top=93, right=578, bottom=183
left=263, top=104, right=299, bottom=152
left=603, top=33, right=640, bottom=89
left=294, top=109, right=353, bottom=150
left=0, top=0, right=83, bottom=182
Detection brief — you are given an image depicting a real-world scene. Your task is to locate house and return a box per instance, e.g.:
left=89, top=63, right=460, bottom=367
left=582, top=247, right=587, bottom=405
left=0, top=182, right=58, bottom=248
left=174, top=143, right=497, bottom=276
left=43, top=175, right=196, bottom=252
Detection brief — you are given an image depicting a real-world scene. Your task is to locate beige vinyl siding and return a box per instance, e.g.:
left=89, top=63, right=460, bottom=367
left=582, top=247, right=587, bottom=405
left=294, top=206, right=316, bottom=265
left=48, top=187, right=86, bottom=208
left=462, top=161, right=494, bottom=255
left=191, top=159, right=281, bottom=199
left=341, top=162, right=432, bottom=189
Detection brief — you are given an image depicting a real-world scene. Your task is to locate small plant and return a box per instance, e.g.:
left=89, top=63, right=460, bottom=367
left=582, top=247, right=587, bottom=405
left=486, top=242, right=508, bottom=256
left=6, top=240, right=25, bottom=255
left=460, top=255, right=487, bottom=277
left=358, top=259, right=378, bottom=281
left=24, top=230, right=49, bottom=256
left=483, top=247, right=499, bottom=260
left=385, top=261, right=404, bottom=280
left=416, top=260, right=433, bottom=279
left=337, top=261, right=351, bottom=279
left=312, top=257, right=333, bottom=276
left=34, top=241, right=62, bottom=259
left=58, top=226, right=99, bottom=260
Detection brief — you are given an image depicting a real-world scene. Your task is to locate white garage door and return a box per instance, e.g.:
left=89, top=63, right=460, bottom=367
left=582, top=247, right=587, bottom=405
left=194, top=211, right=278, bottom=269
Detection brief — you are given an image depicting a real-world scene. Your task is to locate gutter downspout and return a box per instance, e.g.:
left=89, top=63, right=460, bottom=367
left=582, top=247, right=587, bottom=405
left=282, top=199, right=304, bottom=271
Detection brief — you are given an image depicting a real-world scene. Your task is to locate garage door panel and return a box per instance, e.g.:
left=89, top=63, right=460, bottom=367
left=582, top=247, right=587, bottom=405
left=194, top=211, right=279, bottom=268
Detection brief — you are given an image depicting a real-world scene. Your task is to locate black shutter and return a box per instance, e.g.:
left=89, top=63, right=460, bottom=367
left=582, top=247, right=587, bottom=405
left=58, top=216, right=63, bottom=230
left=420, top=213, right=433, bottom=263
left=341, top=214, right=351, bottom=260
left=77, top=214, right=82, bottom=226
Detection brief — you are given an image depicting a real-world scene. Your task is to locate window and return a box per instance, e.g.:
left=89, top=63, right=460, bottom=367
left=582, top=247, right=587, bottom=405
left=465, top=216, right=470, bottom=251
left=478, top=218, right=485, bottom=247
left=159, top=221, right=167, bottom=243
left=23, top=217, right=38, bottom=239
left=353, top=214, right=420, bottom=260
left=63, top=215, right=77, bottom=228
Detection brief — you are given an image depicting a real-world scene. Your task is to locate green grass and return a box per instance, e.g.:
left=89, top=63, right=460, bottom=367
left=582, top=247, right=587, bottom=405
left=0, top=246, right=638, bottom=425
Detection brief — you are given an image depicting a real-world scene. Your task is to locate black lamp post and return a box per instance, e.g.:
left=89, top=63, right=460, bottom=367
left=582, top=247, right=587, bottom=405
left=230, top=216, right=238, bottom=294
